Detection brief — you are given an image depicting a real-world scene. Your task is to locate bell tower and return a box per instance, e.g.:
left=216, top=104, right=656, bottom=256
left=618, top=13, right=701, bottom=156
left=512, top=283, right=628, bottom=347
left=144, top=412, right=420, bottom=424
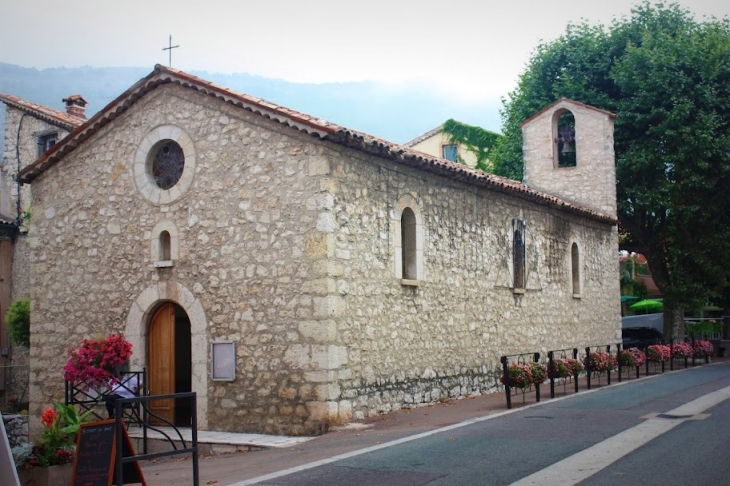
left=521, top=98, right=616, bottom=218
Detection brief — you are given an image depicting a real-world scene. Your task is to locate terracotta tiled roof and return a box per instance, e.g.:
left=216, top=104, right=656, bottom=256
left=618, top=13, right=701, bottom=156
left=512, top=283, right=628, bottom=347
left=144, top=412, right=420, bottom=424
left=404, top=124, right=444, bottom=147
left=0, top=94, right=84, bottom=130
left=520, top=97, right=617, bottom=127
left=18, top=65, right=617, bottom=225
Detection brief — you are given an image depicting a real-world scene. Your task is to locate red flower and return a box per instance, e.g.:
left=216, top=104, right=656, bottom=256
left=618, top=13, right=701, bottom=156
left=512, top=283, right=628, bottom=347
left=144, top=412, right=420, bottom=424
left=41, top=408, right=57, bottom=428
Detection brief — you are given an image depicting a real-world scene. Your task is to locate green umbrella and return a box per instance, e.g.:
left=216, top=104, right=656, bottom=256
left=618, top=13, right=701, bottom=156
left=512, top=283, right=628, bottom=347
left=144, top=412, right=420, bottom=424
left=629, top=299, right=664, bottom=312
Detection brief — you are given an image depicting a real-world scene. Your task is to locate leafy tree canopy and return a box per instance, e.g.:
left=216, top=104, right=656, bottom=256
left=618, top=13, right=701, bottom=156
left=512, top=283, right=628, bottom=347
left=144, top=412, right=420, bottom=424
left=7, top=298, right=30, bottom=348
left=493, top=2, right=730, bottom=336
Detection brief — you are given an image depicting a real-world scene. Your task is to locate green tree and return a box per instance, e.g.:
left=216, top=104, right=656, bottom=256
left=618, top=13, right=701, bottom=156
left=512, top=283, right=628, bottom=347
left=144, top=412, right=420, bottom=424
left=494, top=2, right=730, bottom=337
left=7, top=298, right=30, bottom=348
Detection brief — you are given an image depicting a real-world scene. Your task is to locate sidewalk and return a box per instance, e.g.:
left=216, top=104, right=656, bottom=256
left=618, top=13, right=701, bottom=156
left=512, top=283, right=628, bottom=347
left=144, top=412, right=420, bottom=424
left=138, top=360, right=724, bottom=485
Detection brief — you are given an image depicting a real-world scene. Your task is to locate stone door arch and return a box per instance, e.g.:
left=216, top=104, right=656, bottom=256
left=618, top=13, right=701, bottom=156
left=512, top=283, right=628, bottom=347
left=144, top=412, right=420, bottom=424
left=125, top=282, right=208, bottom=429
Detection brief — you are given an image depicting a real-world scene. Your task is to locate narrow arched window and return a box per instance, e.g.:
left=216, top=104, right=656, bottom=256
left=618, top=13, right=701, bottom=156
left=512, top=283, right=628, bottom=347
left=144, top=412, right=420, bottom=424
left=159, top=230, right=171, bottom=261
left=555, top=111, right=576, bottom=168
left=401, top=208, right=417, bottom=280
left=571, top=242, right=581, bottom=296
left=513, top=219, right=526, bottom=290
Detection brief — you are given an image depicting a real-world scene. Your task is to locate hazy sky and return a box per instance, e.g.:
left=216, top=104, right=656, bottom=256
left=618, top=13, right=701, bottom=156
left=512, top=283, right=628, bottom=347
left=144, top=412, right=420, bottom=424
left=3, top=0, right=730, bottom=103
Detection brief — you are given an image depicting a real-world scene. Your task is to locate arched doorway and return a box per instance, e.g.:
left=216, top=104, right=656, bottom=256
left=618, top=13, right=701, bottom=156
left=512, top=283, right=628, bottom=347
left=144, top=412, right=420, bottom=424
left=148, top=302, right=192, bottom=426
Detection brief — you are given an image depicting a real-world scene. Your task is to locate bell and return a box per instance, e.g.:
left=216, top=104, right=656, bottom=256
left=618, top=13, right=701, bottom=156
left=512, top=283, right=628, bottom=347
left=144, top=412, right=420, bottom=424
left=561, top=140, right=575, bottom=154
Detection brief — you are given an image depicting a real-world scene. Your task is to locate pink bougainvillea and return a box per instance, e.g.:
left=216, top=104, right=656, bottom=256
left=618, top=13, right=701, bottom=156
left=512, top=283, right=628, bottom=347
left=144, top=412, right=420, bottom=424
left=63, top=333, right=133, bottom=387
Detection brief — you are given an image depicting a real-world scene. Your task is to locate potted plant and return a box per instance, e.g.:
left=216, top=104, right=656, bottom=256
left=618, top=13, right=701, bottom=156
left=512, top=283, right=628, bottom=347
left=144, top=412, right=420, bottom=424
left=693, top=339, right=714, bottom=358
left=12, top=403, right=92, bottom=485
left=548, top=358, right=584, bottom=379
left=584, top=351, right=617, bottom=374
left=618, top=349, right=636, bottom=367
left=500, top=363, right=533, bottom=389
left=646, top=344, right=671, bottom=362
left=63, top=333, right=133, bottom=389
left=529, top=362, right=548, bottom=384
left=619, top=347, right=647, bottom=367
left=671, top=341, right=693, bottom=360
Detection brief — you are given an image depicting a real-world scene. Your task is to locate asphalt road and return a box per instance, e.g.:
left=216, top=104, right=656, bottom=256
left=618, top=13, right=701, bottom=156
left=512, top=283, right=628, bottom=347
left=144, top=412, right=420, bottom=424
left=242, top=362, right=730, bottom=486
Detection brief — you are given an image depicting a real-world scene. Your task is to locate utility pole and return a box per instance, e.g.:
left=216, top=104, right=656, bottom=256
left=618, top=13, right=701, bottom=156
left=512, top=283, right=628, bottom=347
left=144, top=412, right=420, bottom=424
left=162, top=35, right=180, bottom=67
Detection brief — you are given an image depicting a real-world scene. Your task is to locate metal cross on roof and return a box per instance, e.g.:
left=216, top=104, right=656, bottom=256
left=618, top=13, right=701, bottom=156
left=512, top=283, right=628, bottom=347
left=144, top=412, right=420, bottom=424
left=162, top=35, right=180, bottom=67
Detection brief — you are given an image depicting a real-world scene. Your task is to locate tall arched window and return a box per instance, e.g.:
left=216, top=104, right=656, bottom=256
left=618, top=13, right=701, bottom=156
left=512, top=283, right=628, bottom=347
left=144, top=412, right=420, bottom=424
left=160, top=231, right=172, bottom=261
left=571, top=242, right=581, bottom=296
left=401, top=208, right=417, bottom=280
left=513, top=219, right=526, bottom=291
left=393, top=195, right=423, bottom=284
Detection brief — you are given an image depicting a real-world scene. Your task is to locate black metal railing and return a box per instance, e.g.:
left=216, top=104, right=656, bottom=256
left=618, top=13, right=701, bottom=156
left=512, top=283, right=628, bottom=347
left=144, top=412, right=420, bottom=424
left=547, top=348, right=580, bottom=398
left=500, top=352, right=542, bottom=410
left=501, top=337, right=721, bottom=408
left=114, top=392, right=199, bottom=486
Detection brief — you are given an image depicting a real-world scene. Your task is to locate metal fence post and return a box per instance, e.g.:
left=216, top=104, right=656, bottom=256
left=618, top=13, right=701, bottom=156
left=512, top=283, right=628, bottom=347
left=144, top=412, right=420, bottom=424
left=548, top=351, right=555, bottom=399
left=501, top=356, right=511, bottom=409
left=617, top=343, right=623, bottom=382
left=534, top=353, right=541, bottom=403
left=585, top=347, right=592, bottom=390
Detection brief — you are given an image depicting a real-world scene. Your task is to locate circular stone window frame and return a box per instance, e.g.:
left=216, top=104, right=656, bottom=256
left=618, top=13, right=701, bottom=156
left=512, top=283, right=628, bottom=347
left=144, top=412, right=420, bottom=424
left=134, top=125, right=196, bottom=205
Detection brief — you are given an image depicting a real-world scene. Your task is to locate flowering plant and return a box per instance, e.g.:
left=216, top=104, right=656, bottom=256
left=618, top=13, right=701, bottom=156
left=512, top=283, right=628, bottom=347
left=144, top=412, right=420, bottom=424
left=500, top=363, right=533, bottom=389
left=671, top=341, right=693, bottom=359
left=12, top=403, right=92, bottom=469
left=618, top=348, right=647, bottom=367
left=693, top=340, right=714, bottom=357
left=548, top=358, right=583, bottom=379
left=584, top=351, right=617, bottom=374
left=529, top=362, right=548, bottom=384
left=63, top=333, right=133, bottom=388
left=647, top=344, right=671, bottom=362
left=618, top=349, right=636, bottom=367
left=627, top=347, right=646, bottom=367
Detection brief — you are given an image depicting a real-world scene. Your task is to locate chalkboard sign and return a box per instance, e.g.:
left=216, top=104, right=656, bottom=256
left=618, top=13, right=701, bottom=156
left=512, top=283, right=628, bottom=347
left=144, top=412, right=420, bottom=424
left=72, top=420, right=145, bottom=486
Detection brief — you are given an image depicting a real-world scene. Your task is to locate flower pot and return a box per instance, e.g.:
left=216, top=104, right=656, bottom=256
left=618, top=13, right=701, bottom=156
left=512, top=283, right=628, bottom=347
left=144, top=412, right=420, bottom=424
left=17, top=462, right=73, bottom=486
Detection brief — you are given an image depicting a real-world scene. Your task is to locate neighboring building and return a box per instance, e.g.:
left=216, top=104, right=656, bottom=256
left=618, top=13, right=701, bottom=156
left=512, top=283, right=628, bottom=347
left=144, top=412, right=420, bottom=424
left=0, top=94, right=86, bottom=396
left=405, top=120, right=501, bottom=171
left=18, top=66, right=620, bottom=436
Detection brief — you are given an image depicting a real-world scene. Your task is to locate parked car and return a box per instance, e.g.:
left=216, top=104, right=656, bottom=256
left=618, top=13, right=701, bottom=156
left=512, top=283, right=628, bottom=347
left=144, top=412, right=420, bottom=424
left=622, top=327, right=663, bottom=350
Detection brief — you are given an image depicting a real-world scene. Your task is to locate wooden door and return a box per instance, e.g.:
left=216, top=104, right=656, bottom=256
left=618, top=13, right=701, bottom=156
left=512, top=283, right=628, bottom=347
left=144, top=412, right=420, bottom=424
left=149, top=303, right=175, bottom=424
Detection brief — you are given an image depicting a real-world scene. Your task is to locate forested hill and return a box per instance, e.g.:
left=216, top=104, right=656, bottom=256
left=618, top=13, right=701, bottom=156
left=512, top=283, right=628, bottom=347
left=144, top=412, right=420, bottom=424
left=0, top=62, right=502, bottom=156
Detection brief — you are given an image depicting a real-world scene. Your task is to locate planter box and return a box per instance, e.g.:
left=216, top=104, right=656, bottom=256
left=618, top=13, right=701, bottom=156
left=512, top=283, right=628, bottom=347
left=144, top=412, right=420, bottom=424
left=17, top=462, right=73, bottom=486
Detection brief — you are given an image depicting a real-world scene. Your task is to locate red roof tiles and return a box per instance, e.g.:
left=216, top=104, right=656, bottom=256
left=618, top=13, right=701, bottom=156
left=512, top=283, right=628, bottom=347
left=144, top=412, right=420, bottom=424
left=0, top=94, right=84, bottom=130
left=17, top=65, right=616, bottom=225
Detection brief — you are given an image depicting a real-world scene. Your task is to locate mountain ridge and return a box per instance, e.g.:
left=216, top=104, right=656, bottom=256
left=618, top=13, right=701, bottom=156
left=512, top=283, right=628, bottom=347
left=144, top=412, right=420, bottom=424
left=0, top=62, right=502, bottom=157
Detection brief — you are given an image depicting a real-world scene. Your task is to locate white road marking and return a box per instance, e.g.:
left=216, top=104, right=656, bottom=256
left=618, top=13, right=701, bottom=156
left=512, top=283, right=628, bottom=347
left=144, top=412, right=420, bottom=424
left=510, top=385, right=730, bottom=486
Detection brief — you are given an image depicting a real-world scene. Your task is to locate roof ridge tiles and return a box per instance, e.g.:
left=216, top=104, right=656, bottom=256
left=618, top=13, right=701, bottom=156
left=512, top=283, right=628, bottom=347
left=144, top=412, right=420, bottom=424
left=16, top=65, right=616, bottom=225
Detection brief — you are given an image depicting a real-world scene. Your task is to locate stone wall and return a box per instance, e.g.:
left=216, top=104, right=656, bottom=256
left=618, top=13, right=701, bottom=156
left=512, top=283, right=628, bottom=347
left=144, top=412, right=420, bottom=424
left=325, top=147, right=620, bottom=420
left=25, top=84, right=620, bottom=436
left=27, top=85, right=334, bottom=436
left=2, top=106, right=72, bottom=222
left=2, top=413, right=29, bottom=447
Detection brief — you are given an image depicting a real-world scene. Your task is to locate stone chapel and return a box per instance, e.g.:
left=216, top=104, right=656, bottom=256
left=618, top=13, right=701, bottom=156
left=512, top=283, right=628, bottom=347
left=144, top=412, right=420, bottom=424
left=11, top=65, right=619, bottom=435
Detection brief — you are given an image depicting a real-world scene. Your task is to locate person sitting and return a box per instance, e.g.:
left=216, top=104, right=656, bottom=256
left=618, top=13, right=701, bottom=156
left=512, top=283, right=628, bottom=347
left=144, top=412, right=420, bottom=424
left=104, top=372, right=140, bottom=419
